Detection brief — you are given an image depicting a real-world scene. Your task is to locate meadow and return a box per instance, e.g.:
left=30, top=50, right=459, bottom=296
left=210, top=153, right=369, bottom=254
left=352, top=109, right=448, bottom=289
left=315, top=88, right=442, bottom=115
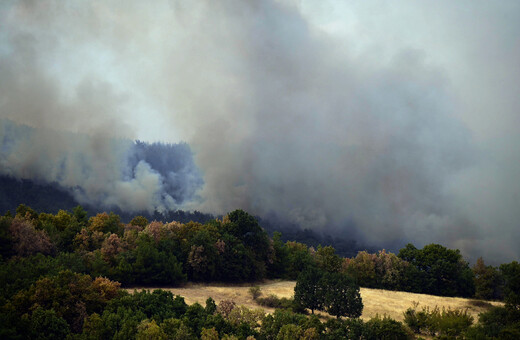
left=129, top=280, right=503, bottom=321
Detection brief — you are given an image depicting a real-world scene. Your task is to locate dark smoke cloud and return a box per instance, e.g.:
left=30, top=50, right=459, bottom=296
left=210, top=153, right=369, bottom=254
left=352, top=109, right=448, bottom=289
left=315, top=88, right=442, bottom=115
left=1, top=0, right=519, bottom=263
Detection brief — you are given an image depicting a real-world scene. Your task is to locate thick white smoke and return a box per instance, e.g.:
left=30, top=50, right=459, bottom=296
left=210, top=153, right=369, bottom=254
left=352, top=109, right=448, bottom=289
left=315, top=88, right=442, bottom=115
left=1, top=0, right=519, bottom=263
left=0, top=120, right=203, bottom=212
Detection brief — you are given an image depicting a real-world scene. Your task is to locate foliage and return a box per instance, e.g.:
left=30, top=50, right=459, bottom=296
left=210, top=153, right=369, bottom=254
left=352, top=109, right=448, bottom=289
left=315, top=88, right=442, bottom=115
left=294, top=266, right=325, bottom=313
left=205, top=297, right=217, bottom=315
left=314, top=245, right=343, bottom=273
left=344, top=249, right=408, bottom=291
left=2, top=204, right=520, bottom=339
left=473, top=257, right=502, bottom=300
left=25, top=307, right=71, bottom=340
left=260, top=309, right=308, bottom=340
left=324, top=318, right=365, bottom=339
left=321, top=271, right=363, bottom=319
left=398, top=243, right=475, bottom=297
left=0, top=216, right=13, bottom=258
left=9, top=270, right=120, bottom=334
left=249, top=285, right=262, bottom=300
left=217, top=299, right=237, bottom=319
left=226, top=305, right=264, bottom=328
left=136, top=319, right=166, bottom=340
left=256, top=294, right=299, bottom=311
left=500, top=261, right=520, bottom=309
left=130, top=215, right=149, bottom=228
left=0, top=252, right=86, bottom=300
left=295, top=267, right=362, bottom=318
left=284, top=241, right=316, bottom=279
left=465, top=305, right=520, bottom=339
left=9, top=217, right=54, bottom=256
left=404, top=303, right=473, bottom=338
left=363, top=315, right=413, bottom=340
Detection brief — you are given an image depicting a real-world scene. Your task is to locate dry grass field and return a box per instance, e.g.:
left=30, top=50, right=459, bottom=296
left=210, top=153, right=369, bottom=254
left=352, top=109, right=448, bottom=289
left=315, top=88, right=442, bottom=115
left=128, top=280, right=503, bottom=321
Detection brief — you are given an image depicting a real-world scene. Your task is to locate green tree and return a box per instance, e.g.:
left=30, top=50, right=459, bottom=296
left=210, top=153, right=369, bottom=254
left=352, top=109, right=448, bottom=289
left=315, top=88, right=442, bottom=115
left=260, top=309, right=307, bottom=340
left=215, top=233, right=254, bottom=282
left=473, top=257, right=502, bottom=300
left=285, top=241, right=315, bottom=279
left=12, top=270, right=120, bottom=332
left=398, top=243, right=475, bottom=297
left=88, top=212, right=123, bottom=235
left=314, top=245, right=342, bottom=273
left=127, top=234, right=186, bottom=285
left=500, top=261, right=520, bottom=309
left=267, top=232, right=288, bottom=278
left=187, top=229, right=219, bottom=281
left=26, top=307, right=70, bottom=340
left=321, top=272, right=363, bottom=318
left=201, top=327, right=219, bottom=340
left=72, top=205, right=88, bottom=226
left=363, top=315, right=412, bottom=340
left=222, top=210, right=271, bottom=280
left=277, top=324, right=303, bottom=340
left=15, top=204, right=38, bottom=220
left=0, top=216, right=13, bottom=258
left=130, top=215, right=149, bottom=228
left=294, top=267, right=324, bottom=314
left=136, top=319, right=166, bottom=340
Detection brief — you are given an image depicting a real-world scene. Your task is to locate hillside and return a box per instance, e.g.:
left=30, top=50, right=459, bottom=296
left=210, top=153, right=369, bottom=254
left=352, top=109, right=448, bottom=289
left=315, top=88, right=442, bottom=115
left=129, top=280, right=503, bottom=322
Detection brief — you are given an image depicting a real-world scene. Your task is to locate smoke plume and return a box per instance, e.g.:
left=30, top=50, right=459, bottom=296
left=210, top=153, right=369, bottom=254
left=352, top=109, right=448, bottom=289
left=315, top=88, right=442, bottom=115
left=0, top=120, right=203, bottom=212
left=1, top=0, right=519, bottom=263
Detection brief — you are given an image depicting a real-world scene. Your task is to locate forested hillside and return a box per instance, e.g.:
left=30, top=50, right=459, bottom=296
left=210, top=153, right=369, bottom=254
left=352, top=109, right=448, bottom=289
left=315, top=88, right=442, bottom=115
left=1, top=205, right=519, bottom=338
left=0, top=175, right=364, bottom=257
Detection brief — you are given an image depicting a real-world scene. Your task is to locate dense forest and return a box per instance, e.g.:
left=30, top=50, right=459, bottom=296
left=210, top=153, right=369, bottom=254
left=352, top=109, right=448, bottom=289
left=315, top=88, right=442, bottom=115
left=1, top=204, right=519, bottom=339
left=0, top=175, right=364, bottom=257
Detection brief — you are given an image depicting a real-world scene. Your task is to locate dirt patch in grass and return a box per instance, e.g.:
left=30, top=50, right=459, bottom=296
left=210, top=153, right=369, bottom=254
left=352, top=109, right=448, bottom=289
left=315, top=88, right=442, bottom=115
left=127, top=280, right=503, bottom=321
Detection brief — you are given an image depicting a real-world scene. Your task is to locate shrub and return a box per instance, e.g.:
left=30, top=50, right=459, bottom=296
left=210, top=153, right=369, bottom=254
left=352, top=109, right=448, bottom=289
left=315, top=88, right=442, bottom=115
left=136, top=319, right=166, bottom=340
left=249, top=285, right=262, bottom=300
left=201, top=327, right=219, bottom=340
left=26, top=307, right=71, bottom=340
left=438, top=308, right=474, bottom=337
left=363, top=315, right=413, bottom=340
left=217, top=300, right=237, bottom=318
left=256, top=294, right=295, bottom=310
left=205, top=297, right=217, bottom=315
left=277, top=324, right=303, bottom=340
left=227, top=305, right=264, bottom=328
left=324, top=318, right=365, bottom=339
left=404, top=303, right=473, bottom=337
left=260, top=309, right=308, bottom=340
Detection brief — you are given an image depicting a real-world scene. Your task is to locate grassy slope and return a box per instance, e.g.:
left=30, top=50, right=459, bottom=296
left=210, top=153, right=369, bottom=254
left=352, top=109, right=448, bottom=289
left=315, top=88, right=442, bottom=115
left=127, top=280, right=503, bottom=321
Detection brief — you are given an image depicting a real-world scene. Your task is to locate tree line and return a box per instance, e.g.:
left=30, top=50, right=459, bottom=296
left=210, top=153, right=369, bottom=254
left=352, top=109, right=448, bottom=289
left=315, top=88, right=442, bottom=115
left=1, top=204, right=519, bottom=338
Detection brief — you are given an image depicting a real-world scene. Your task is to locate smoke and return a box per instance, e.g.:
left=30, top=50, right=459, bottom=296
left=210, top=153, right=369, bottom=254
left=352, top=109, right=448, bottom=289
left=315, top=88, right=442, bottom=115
left=1, top=0, right=519, bottom=263
left=0, top=120, right=203, bottom=212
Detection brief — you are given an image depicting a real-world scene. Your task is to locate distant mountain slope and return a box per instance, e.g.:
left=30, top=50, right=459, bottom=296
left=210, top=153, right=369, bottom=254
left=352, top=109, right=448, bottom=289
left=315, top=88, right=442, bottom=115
left=0, top=175, right=80, bottom=215
left=0, top=175, right=364, bottom=256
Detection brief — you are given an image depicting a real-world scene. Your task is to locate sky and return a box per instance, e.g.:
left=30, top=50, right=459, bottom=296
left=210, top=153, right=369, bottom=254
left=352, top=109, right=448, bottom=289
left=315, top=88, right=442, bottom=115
left=0, top=0, right=519, bottom=263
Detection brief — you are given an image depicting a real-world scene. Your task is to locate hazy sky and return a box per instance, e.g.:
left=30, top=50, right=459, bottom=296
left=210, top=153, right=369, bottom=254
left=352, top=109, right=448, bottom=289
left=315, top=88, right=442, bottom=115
left=1, top=0, right=519, bottom=263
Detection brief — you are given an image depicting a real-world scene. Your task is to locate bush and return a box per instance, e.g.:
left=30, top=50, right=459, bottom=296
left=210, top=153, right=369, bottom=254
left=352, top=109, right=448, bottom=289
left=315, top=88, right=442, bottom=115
left=249, top=285, right=262, bottom=300
left=403, top=305, right=427, bottom=334
left=363, top=315, right=413, bottom=340
left=260, top=309, right=308, bottom=340
left=256, top=294, right=296, bottom=310
left=438, top=308, right=474, bottom=337
left=404, top=303, right=473, bottom=337
left=324, top=318, right=365, bottom=339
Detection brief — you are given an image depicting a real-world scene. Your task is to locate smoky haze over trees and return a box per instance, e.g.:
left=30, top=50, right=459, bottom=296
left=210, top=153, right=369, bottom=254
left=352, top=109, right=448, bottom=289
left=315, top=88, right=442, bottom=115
left=0, top=120, right=203, bottom=212
left=1, top=1, right=520, bottom=263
